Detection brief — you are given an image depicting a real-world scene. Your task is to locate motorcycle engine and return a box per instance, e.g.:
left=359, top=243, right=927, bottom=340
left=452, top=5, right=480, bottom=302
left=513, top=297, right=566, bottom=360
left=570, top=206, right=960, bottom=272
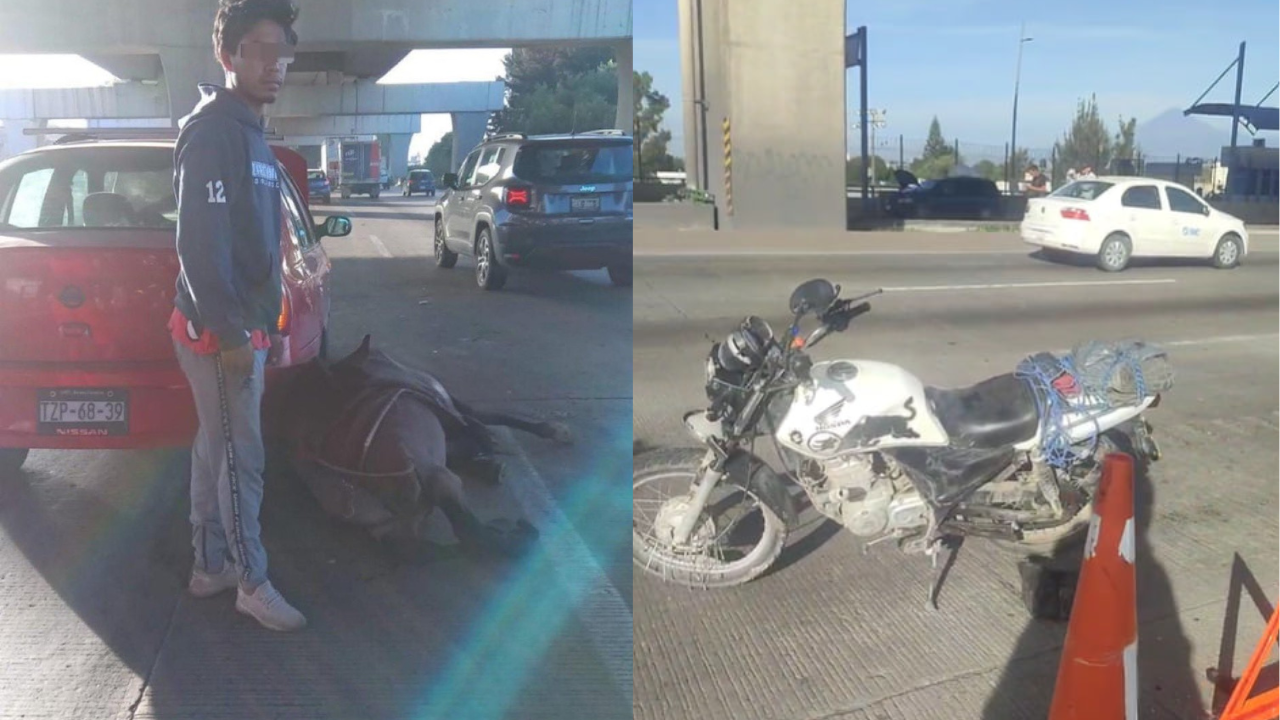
left=802, top=454, right=928, bottom=537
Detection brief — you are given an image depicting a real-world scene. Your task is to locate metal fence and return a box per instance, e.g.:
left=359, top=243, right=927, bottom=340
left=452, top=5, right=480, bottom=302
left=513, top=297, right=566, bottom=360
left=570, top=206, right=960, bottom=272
left=849, top=135, right=1224, bottom=193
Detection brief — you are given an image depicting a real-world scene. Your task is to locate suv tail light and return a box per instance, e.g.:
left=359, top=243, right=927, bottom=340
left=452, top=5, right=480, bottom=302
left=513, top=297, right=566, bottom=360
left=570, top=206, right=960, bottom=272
left=504, top=186, right=534, bottom=210
left=1060, top=207, right=1090, bottom=221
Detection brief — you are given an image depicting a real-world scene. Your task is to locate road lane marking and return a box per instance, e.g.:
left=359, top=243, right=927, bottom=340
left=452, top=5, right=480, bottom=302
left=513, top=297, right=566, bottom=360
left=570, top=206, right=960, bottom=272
left=635, top=249, right=1030, bottom=257
left=1161, top=333, right=1280, bottom=347
left=883, top=278, right=1177, bottom=292
left=368, top=234, right=394, bottom=258
left=492, top=427, right=632, bottom=705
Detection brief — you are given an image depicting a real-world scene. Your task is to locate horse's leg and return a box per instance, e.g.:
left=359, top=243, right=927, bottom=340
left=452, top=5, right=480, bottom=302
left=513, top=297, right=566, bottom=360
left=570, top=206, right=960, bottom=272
left=379, top=401, right=538, bottom=557
left=417, top=462, right=539, bottom=558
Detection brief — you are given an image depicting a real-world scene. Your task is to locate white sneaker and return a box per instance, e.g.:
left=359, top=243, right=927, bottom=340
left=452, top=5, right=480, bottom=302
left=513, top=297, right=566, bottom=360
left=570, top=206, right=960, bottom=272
left=188, top=564, right=239, bottom=598
left=235, top=580, right=307, bottom=632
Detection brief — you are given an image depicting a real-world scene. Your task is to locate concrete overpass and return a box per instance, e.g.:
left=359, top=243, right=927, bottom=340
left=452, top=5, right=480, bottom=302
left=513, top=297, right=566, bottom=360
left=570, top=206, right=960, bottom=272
left=0, top=79, right=507, bottom=176
left=0, top=0, right=633, bottom=172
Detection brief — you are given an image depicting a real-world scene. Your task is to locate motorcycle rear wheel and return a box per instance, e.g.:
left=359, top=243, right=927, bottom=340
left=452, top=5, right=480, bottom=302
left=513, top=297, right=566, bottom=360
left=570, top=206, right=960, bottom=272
left=990, top=433, right=1122, bottom=557
left=633, top=448, right=788, bottom=588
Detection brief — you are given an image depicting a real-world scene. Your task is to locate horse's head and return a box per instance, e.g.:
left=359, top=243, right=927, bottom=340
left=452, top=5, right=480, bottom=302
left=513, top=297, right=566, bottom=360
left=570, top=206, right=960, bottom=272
left=263, top=352, right=343, bottom=446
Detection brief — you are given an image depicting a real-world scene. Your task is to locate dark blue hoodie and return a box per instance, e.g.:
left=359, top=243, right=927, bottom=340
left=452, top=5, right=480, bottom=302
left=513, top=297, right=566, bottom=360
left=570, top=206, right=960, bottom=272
left=172, top=83, right=283, bottom=350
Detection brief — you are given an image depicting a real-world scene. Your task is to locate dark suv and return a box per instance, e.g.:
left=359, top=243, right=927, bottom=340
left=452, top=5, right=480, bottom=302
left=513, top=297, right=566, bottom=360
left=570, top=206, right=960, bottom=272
left=433, top=130, right=633, bottom=291
left=888, top=170, right=1003, bottom=220
left=403, top=168, right=436, bottom=198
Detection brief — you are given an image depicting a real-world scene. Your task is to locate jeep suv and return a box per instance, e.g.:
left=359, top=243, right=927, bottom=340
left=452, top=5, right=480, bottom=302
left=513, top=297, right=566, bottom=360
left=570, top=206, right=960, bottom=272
left=433, top=130, right=633, bottom=290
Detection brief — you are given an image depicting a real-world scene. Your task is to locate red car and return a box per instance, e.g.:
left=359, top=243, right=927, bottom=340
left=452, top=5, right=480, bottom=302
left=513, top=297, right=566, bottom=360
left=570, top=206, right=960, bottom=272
left=0, top=137, right=351, bottom=473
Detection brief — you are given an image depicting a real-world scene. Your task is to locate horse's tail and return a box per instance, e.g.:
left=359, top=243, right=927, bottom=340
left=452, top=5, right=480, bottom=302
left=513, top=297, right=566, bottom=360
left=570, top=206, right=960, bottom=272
left=453, top=400, right=573, bottom=444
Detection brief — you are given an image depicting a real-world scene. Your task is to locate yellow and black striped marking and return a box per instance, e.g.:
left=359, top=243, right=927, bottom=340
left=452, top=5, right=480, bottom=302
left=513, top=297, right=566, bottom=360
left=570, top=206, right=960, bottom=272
left=722, top=117, right=733, bottom=216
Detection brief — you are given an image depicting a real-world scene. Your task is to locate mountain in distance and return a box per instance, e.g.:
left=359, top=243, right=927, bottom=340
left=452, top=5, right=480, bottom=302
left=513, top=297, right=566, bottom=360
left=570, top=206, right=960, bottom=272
left=1135, top=107, right=1267, bottom=160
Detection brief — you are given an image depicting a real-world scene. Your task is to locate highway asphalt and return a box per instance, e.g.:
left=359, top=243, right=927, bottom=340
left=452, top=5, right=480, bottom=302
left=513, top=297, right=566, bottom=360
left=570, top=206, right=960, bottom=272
left=633, top=230, right=1279, bottom=720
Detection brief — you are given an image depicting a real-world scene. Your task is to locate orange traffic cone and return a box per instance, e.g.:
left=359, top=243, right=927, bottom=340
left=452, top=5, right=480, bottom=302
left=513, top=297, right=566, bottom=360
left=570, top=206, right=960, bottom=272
left=1048, top=452, right=1138, bottom=720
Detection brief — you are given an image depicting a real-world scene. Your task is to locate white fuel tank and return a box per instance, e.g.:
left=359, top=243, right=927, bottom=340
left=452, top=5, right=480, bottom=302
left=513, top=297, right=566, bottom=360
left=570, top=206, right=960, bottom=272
left=776, top=359, right=950, bottom=457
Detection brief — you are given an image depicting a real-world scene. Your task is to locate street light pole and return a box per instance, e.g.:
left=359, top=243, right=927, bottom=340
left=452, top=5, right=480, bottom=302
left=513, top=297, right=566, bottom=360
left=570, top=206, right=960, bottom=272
left=1008, top=23, right=1033, bottom=193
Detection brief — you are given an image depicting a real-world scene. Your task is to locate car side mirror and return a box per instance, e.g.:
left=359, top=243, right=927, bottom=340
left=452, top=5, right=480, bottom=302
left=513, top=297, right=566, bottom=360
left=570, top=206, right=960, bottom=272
left=1202, top=205, right=1211, bottom=216
left=443, top=173, right=458, bottom=189
left=315, top=216, right=352, bottom=239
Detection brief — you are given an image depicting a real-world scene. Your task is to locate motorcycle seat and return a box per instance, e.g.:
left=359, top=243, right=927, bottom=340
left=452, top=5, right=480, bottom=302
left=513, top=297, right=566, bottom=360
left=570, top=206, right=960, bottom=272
left=925, top=373, right=1040, bottom=450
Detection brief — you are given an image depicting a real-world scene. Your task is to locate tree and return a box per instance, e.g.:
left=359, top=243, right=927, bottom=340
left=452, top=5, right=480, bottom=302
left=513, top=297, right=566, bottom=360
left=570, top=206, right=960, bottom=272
left=975, top=159, right=1002, bottom=182
left=1053, top=94, right=1113, bottom=175
left=922, top=117, right=952, bottom=160
left=634, top=71, right=681, bottom=178
left=424, top=131, right=454, bottom=177
left=1113, top=115, right=1141, bottom=164
left=910, top=153, right=957, bottom=181
left=907, top=117, right=964, bottom=180
left=488, top=47, right=619, bottom=135
left=847, top=156, right=890, bottom=185
left=1002, top=147, right=1031, bottom=187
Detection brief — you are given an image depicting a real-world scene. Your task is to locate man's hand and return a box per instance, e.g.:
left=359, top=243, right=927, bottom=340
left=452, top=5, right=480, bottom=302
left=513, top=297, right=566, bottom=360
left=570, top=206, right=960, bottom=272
left=220, top=342, right=256, bottom=377
left=267, top=333, right=285, bottom=367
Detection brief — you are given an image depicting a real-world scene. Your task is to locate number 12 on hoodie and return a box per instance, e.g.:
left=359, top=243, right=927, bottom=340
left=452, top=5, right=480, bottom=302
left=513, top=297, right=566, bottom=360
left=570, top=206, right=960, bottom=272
left=206, top=180, right=226, bottom=204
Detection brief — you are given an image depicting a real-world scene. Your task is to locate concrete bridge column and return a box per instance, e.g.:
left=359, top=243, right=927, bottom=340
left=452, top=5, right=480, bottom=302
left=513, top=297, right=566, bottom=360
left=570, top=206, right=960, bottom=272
left=386, top=133, right=412, bottom=183
left=160, top=48, right=225, bottom=126
left=450, top=112, right=490, bottom=172
left=615, top=41, right=633, bottom=132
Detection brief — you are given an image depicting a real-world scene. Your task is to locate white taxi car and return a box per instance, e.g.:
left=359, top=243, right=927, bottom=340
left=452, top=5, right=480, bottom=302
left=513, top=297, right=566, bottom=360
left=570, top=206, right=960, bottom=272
left=1020, top=177, right=1249, bottom=271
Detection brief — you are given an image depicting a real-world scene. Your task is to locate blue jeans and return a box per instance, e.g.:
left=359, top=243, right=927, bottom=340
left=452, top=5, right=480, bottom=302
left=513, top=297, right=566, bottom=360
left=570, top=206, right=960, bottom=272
left=174, top=340, right=270, bottom=588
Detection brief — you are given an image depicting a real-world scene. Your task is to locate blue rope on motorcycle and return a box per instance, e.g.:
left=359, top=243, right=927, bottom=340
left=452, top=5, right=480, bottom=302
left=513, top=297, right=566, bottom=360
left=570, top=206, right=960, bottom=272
left=1015, top=341, right=1174, bottom=469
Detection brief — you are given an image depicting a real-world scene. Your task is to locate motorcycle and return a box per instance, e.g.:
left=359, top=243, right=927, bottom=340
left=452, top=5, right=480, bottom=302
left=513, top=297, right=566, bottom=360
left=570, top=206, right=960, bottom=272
left=632, top=278, right=1173, bottom=606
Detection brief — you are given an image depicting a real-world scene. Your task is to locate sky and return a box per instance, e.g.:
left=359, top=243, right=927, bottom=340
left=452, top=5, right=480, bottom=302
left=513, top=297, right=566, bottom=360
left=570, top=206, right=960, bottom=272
left=0, top=48, right=511, bottom=159
left=635, top=0, right=1280, bottom=159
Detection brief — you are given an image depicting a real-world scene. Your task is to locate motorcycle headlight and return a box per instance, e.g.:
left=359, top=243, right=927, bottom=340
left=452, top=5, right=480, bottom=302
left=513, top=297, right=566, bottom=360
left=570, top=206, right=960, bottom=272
left=705, top=355, right=717, bottom=383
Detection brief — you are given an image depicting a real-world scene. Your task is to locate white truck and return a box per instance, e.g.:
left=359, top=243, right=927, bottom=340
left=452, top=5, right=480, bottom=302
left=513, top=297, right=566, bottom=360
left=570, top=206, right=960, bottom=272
left=320, top=136, right=383, bottom=199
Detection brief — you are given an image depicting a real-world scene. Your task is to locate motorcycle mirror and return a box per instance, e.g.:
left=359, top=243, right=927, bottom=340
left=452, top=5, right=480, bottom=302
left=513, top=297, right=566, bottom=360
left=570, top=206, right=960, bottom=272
left=789, top=278, right=838, bottom=317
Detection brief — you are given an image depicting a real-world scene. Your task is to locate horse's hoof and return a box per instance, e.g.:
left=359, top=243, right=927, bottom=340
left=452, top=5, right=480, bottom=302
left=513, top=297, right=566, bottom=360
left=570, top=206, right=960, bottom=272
left=547, top=422, right=573, bottom=445
left=380, top=534, right=432, bottom=565
left=484, top=518, right=539, bottom=557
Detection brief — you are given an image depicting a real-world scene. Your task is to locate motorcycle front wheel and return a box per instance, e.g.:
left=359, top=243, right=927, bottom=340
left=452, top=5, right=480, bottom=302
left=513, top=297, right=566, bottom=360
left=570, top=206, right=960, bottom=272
left=633, top=448, right=788, bottom=588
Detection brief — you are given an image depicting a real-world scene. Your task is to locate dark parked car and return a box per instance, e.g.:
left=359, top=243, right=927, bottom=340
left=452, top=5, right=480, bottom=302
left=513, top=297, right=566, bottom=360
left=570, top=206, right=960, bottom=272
left=433, top=130, right=633, bottom=291
left=403, top=169, right=436, bottom=198
left=308, top=169, right=331, bottom=204
left=888, top=170, right=1002, bottom=220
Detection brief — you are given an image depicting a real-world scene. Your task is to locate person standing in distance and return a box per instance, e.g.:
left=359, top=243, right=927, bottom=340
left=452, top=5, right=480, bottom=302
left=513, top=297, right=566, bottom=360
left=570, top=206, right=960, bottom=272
left=168, top=0, right=305, bottom=632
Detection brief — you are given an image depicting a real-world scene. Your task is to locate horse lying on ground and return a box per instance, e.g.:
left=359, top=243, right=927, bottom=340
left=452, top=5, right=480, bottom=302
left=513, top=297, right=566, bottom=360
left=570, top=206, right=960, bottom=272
left=265, top=335, right=572, bottom=561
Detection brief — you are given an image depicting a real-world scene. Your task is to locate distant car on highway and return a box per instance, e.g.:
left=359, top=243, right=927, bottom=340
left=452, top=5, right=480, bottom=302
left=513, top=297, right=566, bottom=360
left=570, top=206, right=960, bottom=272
left=1020, top=177, right=1249, bottom=272
left=308, top=168, right=332, bottom=204
left=887, top=170, right=1002, bottom=220
left=433, top=129, right=633, bottom=291
left=403, top=169, right=436, bottom=198
left=0, top=137, right=351, bottom=475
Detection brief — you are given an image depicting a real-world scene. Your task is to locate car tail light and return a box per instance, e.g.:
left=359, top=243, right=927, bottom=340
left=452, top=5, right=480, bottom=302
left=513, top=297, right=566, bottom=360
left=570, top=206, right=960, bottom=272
left=277, top=288, right=291, bottom=336
left=1060, top=207, right=1090, bottom=221
left=504, top=186, right=534, bottom=210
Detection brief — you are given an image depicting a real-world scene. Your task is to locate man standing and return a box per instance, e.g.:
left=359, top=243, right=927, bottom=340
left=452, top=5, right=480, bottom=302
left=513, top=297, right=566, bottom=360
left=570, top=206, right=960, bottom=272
left=168, top=0, right=305, bottom=632
left=1026, top=164, right=1050, bottom=197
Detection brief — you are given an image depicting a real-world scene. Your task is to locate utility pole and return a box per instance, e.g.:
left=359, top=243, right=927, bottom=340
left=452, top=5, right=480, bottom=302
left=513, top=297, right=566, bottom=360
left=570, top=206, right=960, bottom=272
left=1008, top=23, right=1033, bottom=192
